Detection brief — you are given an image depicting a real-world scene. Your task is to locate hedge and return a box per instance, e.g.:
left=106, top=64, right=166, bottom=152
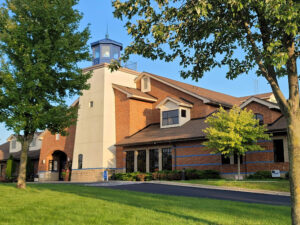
left=111, top=169, right=220, bottom=181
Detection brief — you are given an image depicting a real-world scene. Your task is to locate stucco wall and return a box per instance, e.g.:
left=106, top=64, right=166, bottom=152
left=72, top=65, right=138, bottom=175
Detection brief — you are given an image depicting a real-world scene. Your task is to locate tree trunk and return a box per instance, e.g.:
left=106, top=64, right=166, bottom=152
left=237, top=154, right=241, bottom=181
left=17, top=136, right=32, bottom=189
left=287, top=113, right=300, bottom=225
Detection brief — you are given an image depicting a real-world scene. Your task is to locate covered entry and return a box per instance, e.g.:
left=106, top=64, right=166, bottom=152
left=49, top=150, right=67, bottom=181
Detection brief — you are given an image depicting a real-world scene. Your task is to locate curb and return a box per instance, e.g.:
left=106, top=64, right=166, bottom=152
left=148, top=180, right=291, bottom=196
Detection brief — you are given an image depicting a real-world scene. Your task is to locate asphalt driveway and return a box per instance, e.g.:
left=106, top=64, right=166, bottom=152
left=105, top=183, right=290, bottom=206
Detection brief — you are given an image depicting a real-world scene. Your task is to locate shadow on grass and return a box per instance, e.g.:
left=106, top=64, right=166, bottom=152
left=26, top=183, right=290, bottom=225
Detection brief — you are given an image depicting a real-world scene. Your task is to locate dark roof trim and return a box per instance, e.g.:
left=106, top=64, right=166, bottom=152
left=116, top=136, right=206, bottom=147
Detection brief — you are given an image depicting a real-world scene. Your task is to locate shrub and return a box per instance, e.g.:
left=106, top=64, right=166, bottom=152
left=5, top=155, right=15, bottom=181
left=285, top=171, right=289, bottom=179
left=198, top=170, right=220, bottom=179
left=248, top=170, right=272, bottom=179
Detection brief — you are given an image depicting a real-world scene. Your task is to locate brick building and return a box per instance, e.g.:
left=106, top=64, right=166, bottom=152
left=0, top=36, right=289, bottom=182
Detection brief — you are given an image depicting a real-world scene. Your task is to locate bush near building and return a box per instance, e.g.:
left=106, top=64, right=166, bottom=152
left=111, top=169, right=221, bottom=181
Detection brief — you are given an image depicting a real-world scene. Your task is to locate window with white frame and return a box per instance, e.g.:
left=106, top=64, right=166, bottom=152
left=141, top=77, right=151, bottom=92
left=55, top=133, right=60, bottom=141
left=162, top=109, right=179, bottom=126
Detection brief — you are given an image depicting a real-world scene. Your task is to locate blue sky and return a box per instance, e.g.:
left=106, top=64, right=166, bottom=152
left=0, top=0, right=292, bottom=143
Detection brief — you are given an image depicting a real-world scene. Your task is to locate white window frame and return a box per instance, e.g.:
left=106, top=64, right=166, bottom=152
left=141, top=76, right=151, bottom=92
left=55, top=133, right=60, bottom=141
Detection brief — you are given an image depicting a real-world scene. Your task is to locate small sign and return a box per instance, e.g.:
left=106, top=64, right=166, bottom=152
left=272, top=170, right=281, bottom=178
left=103, top=170, right=108, bottom=181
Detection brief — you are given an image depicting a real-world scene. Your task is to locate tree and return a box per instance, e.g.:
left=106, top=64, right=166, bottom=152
left=203, top=106, right=270, bottom=180
left=0, top=0, right=91, bottom=189
left=112, top=0, right=299, bottom=223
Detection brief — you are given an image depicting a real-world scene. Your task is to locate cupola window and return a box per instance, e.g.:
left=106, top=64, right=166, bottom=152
left=101, top=45, right=110, bottom=58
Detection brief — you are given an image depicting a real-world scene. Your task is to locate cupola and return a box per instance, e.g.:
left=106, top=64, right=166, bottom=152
left=90, top=33, right=123, bottom=65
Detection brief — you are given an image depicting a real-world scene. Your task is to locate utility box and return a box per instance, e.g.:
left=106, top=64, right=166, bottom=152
left=272, top=170, right=281, bottom=178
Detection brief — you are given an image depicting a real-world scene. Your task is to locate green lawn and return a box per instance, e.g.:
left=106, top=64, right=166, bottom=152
left=0, top=183, right=290, bottom=225
left=176, top=179, right=290, bottom=192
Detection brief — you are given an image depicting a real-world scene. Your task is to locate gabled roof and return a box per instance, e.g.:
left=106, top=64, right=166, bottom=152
left=116, top=118, right=208, bottom=146
left=112, top=84, right=157, bottom=102
left=239, top=97, right=280, bottom=110
left=7, top=132, right=43, bottom=142
left=156, top=96, right=193, bottom=109
left=137, top=72, right=242, bottom=107
left=239, top=92, right=273, bottom=102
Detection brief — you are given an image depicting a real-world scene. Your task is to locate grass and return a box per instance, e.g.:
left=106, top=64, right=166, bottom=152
left=0, top=183, right=290, bottom=225
left=176, top=179, right=290, bottom=192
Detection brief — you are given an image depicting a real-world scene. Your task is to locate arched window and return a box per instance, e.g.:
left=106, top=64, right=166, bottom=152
left=255, top=113, right=264, bottom=125
left=78, top=154, right=83, bottom=169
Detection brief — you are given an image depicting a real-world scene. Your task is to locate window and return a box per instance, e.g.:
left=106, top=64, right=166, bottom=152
left=48, top=160, right=53, bottom=171
left=89, top=101, right=94, bottom=108
left=149, top=149, right=159, bottom=172
left=234, top=154, right=243, bottom=164
left=48, top=160, right=57, bottom=171
left=94, top=46, right=100, bottom=59
left=137, top=150, right=146, bottom=172
left=141, top=77, right=150, bottom=92
left=162, top=110, right=179, bottom=126
left=274, top=139, right=284, bottom=162
left=143, top=77, right=148, bottom=90
left=162, top=148, right=172, bottom=170
left=126, top=151, right=134, bottom=173
left=101, top=45, right=110, bottom=58
left=221, top=155, right=230, bottom=164
left=12, top=140, right=16, bottom=149
left=78, top=154, right=83, bottom=169
left=181, top=109, right=186, bottom=118
left=55, top=134, right=60, bottom=141
left=255, top=113, right=264, bottom=125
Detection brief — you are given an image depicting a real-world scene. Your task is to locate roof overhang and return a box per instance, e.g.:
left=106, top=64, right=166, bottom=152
left=239, top=96, right=280, bottom=110
left=135, top=72, right=213, bottom=105
left=155, top=96, right=193, bottom=109
left=112, top=84, right=157, bottom=103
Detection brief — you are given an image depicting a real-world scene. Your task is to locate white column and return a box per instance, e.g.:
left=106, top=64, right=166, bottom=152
left=159, top=148, right=162, bottom=171
left=134, top=150, right=138, bottom=172
left=146, top=149, right=150, bottom=173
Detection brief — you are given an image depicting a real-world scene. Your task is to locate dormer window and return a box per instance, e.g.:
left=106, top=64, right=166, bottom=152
left=162, top=110, right=179, bottom=126
left=181, top=109, right=186, bottom=118
left=141, top=76, right=151, bottom=92
left=255, top=113, right=264, bottom=125
left=101, top=45, right=110, bottom=58
left=12, top=140, right=16, bottom=149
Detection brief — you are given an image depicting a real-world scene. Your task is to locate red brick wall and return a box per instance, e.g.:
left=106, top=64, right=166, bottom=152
left=114, top=89, right=154, bottom=143
left=244, top=102, right=282, bottom=124
left=117, top=139, right=289, bottom=175
left=38, top=125, right=76, bottom=172
left=140, top=78, right=218, bottom=122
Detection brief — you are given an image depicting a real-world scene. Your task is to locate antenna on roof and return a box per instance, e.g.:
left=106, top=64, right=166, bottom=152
left=105, top=24, right=109, bottom=39
left=254, top=78, right=259, bottom=94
